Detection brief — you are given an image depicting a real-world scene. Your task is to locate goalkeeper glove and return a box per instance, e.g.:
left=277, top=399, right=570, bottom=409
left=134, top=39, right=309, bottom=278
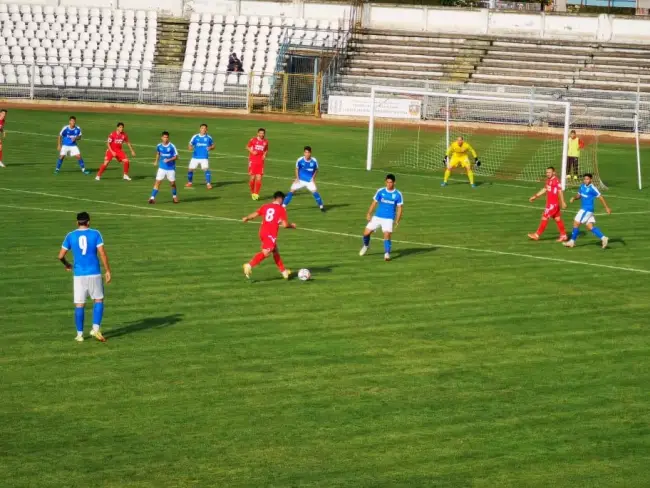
left=443, top=156, right=448, bottom=166
left=475, top=158, right=481, bottom=167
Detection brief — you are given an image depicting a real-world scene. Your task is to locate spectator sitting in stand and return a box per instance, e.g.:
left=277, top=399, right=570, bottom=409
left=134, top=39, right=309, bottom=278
left=227, top=53, right=244, bottom=72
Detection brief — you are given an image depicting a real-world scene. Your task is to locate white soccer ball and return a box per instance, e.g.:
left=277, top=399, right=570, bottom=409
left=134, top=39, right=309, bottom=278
left=297, top=268, right=311, bottom=281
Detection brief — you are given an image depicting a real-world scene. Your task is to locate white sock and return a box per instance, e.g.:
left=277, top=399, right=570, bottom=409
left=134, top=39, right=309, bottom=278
left=92, top=324, right=100, bottom=331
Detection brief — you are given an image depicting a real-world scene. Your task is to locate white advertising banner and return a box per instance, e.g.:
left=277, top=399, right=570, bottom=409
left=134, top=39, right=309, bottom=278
left=328, top=95, right=422, bottom=120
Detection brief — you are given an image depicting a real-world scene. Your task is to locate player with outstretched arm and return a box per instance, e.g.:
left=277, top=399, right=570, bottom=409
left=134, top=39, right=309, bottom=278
left=58, top=212, right=111, bottom=342
left=528, top=166, right=568, bottom=242
left=242, top=191, right=296, bottom=280
left=55, top=116, right=91, bottom=175
left=360, top=174, right=404, bottom=261
left=96, top=122, right=136, bottom=181
left=441, top=136, right=480, bottom=188
left=282, top=145, right=325, bottom=212
left=149, top=131, right=179, bottom=204
left=564, top=173, right=611, bottom=249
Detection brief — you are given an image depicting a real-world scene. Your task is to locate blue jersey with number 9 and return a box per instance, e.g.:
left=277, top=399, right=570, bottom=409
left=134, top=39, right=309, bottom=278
left=61, top=229, right=104, bottom=276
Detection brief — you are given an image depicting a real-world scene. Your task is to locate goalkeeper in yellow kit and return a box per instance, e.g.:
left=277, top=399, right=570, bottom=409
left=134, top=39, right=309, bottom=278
left=441, top=136, right=480, bottom=188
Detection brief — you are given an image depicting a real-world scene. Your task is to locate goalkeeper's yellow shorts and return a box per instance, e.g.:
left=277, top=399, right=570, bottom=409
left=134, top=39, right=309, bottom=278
left=448, top=156, right=471, bottom=169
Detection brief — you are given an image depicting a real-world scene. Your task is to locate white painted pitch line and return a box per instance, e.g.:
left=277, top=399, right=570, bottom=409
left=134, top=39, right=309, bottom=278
left=8, top=128, right=649, bottom=203
left=3, top=187, right=649, bottom=275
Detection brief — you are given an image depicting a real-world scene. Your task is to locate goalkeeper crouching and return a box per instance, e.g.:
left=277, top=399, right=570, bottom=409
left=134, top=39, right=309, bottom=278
left=441, top=136, right=480, bottom=188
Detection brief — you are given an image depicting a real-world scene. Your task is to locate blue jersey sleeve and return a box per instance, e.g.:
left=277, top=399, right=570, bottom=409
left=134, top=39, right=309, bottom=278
left=373, top=189, right=382, bottom=202
left=59, top=126, right=67, bottom=137
left=208, top=136, right=214, bottom=147
left=170, top=144, right=178, bottom=157
left=189, top=135, right=197, bottom=147
left=296, top=157, right=302, bottom=169
left=95, top=230, right=104, bottom=247
left=62, top=232, right=71, bottom=250
left=312, top=158, right=319, bottom=170
left=396, top=191, right=404, bottom=205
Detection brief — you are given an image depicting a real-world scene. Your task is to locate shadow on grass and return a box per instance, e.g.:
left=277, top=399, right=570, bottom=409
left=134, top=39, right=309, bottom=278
left=322, top=203, right=351, bottom=213
left=391, top=246, right=437, bottom=260
left=577, top=237, right=625, bottom=248
left=105, top=313, right=183, bottom=339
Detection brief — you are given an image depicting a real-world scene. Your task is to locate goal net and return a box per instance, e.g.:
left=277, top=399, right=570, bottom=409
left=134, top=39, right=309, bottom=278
left=366, top=87, right=603, bottom=189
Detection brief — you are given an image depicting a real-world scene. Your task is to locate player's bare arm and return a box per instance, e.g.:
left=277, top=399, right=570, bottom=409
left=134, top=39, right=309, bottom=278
left=280, top=219, right=297, bottom=229
left=569, top=193, right=581, bottom=204
left=529, top=187, right=547, bottom=203
left=395, top=205, right=403, bottom=227
left=57, top=248, right=72, bottom=271
left=154, top=151, right=160, bottom=166
left=127, top=142, right=136, bottom=156
left=98, top=246, right=112, bottom=284
left=599, top=195, right=612, bottom=214
left=559, top=190, right=567, bottom=209
left=312, top=169, right=318, bottom=182
left=57, top=134, right=62, bottom=151
left=208, top=142, right=215, bottom=151
left=247, top=144, right=257, bottom=156
left=242, top=211, right=260, bottom=222
left=188, top=143, right=194, bottom=152
left=107, top=140, right=116, bottom=156
left=366, top=201, right=378, bottom=221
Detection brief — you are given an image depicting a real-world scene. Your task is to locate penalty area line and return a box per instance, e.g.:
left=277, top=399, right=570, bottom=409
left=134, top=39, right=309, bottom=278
left=2, top=188, right=649, bottom=275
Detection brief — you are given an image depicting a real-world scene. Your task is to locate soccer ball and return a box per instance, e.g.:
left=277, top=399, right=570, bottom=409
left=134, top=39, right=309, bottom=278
left=298, top=268, right=311, bottom=281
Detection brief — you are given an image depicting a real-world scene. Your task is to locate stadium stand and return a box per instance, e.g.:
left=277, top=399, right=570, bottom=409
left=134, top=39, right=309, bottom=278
left=179, top=13, right=341, bottom=95
left=0, top=3, right=157, bottom=90
left=332, top=29, right=650, bottom=130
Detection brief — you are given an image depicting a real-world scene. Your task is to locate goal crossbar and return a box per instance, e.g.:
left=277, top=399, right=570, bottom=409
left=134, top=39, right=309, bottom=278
left=367, top=86, right=572, bottom=189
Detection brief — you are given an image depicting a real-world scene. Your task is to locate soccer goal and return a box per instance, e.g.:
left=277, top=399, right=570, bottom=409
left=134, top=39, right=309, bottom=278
left=366, top=86, right=604, bottom=189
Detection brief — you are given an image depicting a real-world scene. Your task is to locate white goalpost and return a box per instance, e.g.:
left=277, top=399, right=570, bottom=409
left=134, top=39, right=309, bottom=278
left=366, top=86, right=605, bottom=190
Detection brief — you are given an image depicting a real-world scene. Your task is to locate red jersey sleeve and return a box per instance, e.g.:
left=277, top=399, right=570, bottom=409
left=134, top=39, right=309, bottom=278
left=247, top=138, right=255, bottom=150
left=107, top=132, right=113, bottom=143
left=123, top=132, right=129, bottom=143
left=256, top=204, right=266, bottom=216
left=278, top=206, right=287, bottom=224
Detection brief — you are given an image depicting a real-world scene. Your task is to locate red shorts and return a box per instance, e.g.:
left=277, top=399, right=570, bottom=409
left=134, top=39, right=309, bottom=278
left=543, top=204, right=561, bottom=219
left=260, top=234, right=278, bottom=252
left=248, top=160, right=264, bottom=176
left=105, top=149, right=128, bottom=162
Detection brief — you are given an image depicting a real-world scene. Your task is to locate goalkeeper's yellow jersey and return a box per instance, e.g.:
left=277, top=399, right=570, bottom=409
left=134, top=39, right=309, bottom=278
left=446, top=141, right=478, bottom=159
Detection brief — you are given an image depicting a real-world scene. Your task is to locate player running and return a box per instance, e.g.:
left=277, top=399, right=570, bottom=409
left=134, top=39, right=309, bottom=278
left=242, top=190, right=296, bottom=280
left=185, top=123, right=215, bottom=190
left=55, top=116, right=90, bottom=175
left=0, top=108, right=6, bottom=168
left=95, top=122, right=136, bottom=181
left=360, top=174, right=404, bottom=261
left=149, top=131, right=179, bottom=204
left=246, top=128, right=268, bottom=200
left=282, top=146, right=325, bottom=211
left=564, top=173, right=611, bottom=249
left=528, top=166, right=568, bottom=242
left=58, top=212, right=111, bottom=342
left=441, top=136, right=480, bottom=188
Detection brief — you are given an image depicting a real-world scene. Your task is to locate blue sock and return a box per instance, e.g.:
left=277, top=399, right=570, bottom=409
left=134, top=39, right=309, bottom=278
left=78, top=158, right=85, bottom=169
left=92, top=302, right=104, bottom=327
left=283, top=192, right=294, bottom=206
left=56, top=158, right=63, bottom=170
left=172, top=187, right=177, bottom=197
left=571, top=227, right=580, bottom=241
left=187, top=171, right=194, bottom=183
left=313, top=191, right=323, bottom=206
left=151, top=188, right=159, bottom=199
left=384, top=239, right=392, bottom=254
left=591, top=227, right=604, bottom=239
left=363, top=235, right=370, bottom=246
left=205, top=170, right=211, bottom=184
left=74, top=307, right=84, bottom=333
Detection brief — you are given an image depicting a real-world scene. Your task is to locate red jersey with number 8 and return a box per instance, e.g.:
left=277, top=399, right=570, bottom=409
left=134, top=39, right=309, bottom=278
left=545, top=176, right=561, bottom=206
left=257, top=202, right=287, bottom=240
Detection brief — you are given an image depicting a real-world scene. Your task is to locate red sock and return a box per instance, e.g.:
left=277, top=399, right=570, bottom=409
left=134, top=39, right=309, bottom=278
left=249, top=179, right=255, bottom=193
left=249, top=252, right=266, bottom=267
left=272, top=251, right=285, bottom=272
left=122, top=160, right=130, bottom=176
left=0, top=148, right=3, bottom=161
left=97, top=163, right=109, bottom=177
left=536, top=218, right=549, bottom=236
left=555, top=218, right=566, bottom=236
left=254, top=178, right=262, bottom=195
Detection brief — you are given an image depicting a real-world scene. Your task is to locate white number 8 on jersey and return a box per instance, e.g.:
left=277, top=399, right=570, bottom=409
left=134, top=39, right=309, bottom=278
left=265, top=208, right=275, bottom=222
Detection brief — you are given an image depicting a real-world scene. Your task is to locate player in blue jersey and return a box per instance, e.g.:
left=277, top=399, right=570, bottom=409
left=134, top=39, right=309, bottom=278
left=359, top=174, right=404, bottom=261
left=149, top=131, right=179, bottom=204
left=282, top=146, right=325, bottom=211
left=55, top=116, right=90, bottom=175
left=185, top=123, right=215, bottom=190
left=58, top=212, right=112, bottom=342
left=564, top=173, right=611, bottom=249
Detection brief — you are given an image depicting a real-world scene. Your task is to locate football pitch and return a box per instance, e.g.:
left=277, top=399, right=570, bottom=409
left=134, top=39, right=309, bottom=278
left=1, top=108, right=650, bottom=488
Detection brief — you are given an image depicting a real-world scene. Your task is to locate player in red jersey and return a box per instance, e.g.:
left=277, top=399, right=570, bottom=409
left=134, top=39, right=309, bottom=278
left=246, top=128, right=269, bottom=200
left=0, top=109, right=7, bottom=167
left=528, top=166, right=568, bottom=242
left=95, top=122, right=136, bottom=181
left=242, top=191, right=296, bottom=280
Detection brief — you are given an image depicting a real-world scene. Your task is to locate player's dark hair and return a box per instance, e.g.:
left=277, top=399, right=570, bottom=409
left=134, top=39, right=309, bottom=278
left=584, top=173, right=593, bottom=178
left=304, top=146, right=312, bottom=152
left=547, top=166, right=555, bottom=171
left=69, top=116, right=76, bottom=121
left=570, top=130, right=577, bottom=135
left=76, top=211, right=90, bottom=225
left=117, top=122, right=124, bottom=127
left=273, top=191, right=285, bottom=200
left=161, top=131, right=169, bottom=137
left=258, top=128, right=266, bottom=133
left=386, top=173, right=396, bottom=182
left=200, top=123, right=208, bottom=128
left=0, top=109, right=6, bottom=113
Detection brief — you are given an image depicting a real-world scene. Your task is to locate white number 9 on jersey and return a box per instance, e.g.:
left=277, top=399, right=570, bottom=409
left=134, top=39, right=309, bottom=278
left=265, top=208, right=275, bottom=222
left=79, top=235, right=88, bottom=255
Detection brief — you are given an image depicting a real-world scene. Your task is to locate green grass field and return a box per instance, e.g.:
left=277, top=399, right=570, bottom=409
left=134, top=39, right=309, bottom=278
left=1, top=108, right=649, bottom=488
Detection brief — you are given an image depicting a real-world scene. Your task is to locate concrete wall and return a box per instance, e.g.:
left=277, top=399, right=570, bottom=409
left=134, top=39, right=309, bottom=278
left=364, top=4, right=650, bottom=45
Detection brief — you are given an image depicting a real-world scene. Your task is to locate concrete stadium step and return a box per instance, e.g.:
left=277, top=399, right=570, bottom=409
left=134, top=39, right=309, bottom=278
left=590, top=56, right=650, bottom=67
left=155, top=16, right=190, bottom=67
left=486, top=50, right=590, bottom=62
left=343, top=67, right=455, bottom=80
left=471, top=73, right=572, bottom=88
left=349, top=42, right=485, bottom=57
left=480, top=58, right=578, bottom=72
left=359, top=32, right=491, bottom=47
left=585, top=64, right=650, bottom=75
left=475, top=67, right=575, bottom=79
left=580, top=70, right=650, bottom=82
left=338, top=74, right=448, bottom=87
left=490, top=40, right=594, bottom=53
left=350, top=59, right=475, bottom=73
left=574, top=79, right=650, bottom=92
left=349, top=52, right=459, bottom=64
